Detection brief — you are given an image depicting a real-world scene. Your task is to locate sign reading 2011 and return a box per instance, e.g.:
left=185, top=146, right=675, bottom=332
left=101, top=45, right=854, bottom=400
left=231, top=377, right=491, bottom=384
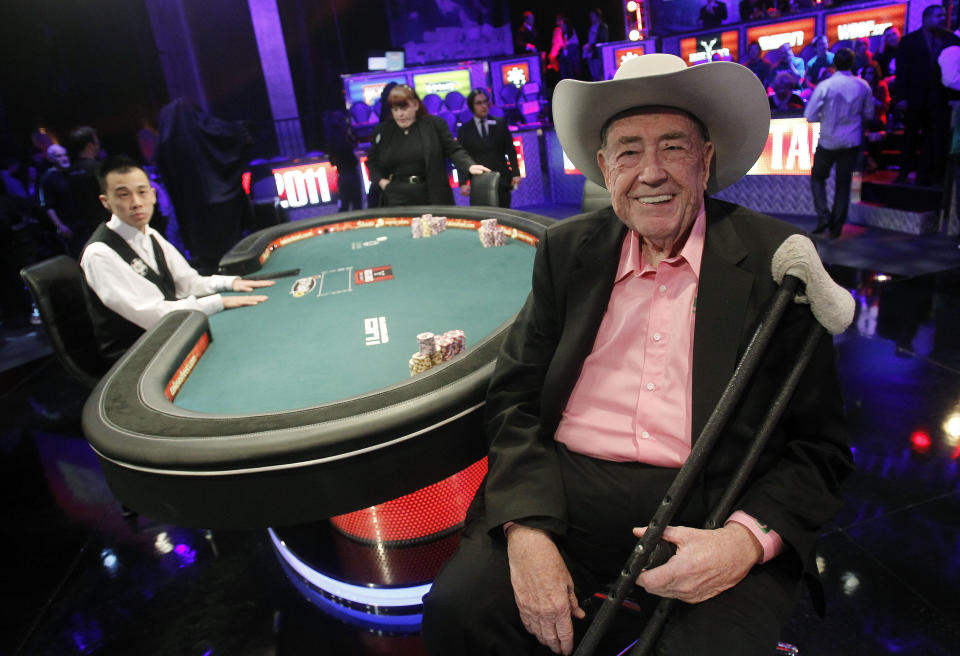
left=273, top=162, right=340, bottom=209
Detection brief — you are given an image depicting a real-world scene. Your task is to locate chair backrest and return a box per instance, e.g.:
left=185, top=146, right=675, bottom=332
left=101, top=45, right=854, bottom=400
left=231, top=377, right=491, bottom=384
left=20, top=255, right=111, bottom=388
left=436, top=109, right=458, bottom=135
left=499, top=84, right=521, bottom=105
left=581, top=178, right=611, bottom=213
left=469, top=171, right=501, bottom=206
left=521, top=81, right=541, bottom=101
left=456, top=108, right=474, bottom=126
left=444, top=90, right=466, bottom=112
left=422, top=93, right=443, bottom=114
left=349, top=102, right=371, bottom=125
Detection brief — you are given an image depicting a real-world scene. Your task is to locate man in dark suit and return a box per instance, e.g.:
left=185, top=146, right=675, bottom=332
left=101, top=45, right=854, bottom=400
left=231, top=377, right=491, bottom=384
left=423, top=54, right=853, bottom=655
left=894, top=5, right=960, bottom=185
left=457, top=89, right=520, bottom=208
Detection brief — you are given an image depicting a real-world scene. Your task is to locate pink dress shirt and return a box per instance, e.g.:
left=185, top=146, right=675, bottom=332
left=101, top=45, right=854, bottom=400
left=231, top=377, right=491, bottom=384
left=553, top=207, right=783, bottom=562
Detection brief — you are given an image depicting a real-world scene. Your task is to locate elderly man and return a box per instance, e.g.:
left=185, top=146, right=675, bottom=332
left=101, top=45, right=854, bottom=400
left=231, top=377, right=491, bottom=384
left=422, top=54, right=853, bottom=655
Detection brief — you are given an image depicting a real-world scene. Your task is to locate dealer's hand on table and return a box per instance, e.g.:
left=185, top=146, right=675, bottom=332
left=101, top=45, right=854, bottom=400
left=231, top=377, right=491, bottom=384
left=506, top=524, right=585, bottom=655
left=222, top=294, right=269, bottom=309
left=633, top=523, right=762, bottom=604
left=232, top=278, right=276, bottom=292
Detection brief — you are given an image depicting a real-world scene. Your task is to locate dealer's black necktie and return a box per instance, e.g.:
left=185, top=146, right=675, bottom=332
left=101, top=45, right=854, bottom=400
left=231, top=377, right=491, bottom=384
left=480, top=121, right=487, bottom=140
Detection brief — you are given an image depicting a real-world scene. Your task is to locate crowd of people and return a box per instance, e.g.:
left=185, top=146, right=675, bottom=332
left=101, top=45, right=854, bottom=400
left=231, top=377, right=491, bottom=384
left=515, top=9, right=610, bottom=87
left=740, top=5, right=959, bottom=188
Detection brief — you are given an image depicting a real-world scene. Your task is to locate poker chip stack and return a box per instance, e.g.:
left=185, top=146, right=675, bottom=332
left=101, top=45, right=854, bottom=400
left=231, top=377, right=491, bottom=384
left=429, top=215, right=447, bottom=233
left=478, top=218, right=506, bottom=248
left=411, top=218, right=423, bottom=239
left=409, top=329, right=466, bottom=375
left=408, top=352, right=433, bottom=376
left=442, top=329, right=465, bottom=358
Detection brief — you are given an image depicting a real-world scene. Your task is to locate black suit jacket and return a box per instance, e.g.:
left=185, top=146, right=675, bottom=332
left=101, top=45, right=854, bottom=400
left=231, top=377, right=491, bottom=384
left=895, top=28, right=960, bottom=106
left=368, top=114, right=475, bottom=206
left=457, top=118, right=519, bottom=189
left=481, top=198, right=853, bottom=605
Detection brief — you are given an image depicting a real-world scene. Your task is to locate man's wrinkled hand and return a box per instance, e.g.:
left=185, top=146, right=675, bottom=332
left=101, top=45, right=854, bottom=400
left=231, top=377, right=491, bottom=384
left=506, top=525, right=585, bottom=655
left=633, top=523, right=762, bottom=604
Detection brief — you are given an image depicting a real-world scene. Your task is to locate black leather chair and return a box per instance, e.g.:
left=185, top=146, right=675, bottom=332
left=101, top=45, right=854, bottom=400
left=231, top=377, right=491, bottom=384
left=20, top=255, right=111, bottom=388
left=469, top=171, right=501, bottom=207
left=581, top=178, right=612, bottom=213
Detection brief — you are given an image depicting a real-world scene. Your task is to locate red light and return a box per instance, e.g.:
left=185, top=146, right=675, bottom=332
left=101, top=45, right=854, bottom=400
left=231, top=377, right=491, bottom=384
left=910, top=430, right=932, bottom=453
left=241, top=171, right=252, bottom=195
left=951, top=444, right=960, bottom=460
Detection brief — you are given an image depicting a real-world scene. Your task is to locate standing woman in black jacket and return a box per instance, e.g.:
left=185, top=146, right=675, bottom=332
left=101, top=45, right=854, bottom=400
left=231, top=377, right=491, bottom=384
left=368, top=85, right=488, bottom=207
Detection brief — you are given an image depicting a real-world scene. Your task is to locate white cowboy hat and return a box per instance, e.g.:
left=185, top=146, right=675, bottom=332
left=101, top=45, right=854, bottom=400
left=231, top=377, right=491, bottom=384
left=553, top=53, right=770, bottom=194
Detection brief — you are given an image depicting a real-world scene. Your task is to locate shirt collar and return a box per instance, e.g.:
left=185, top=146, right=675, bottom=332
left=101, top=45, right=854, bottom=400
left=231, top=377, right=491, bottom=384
left=614, top=201, right=707, bottom=282
left=107, top=215, right=153, bottom=244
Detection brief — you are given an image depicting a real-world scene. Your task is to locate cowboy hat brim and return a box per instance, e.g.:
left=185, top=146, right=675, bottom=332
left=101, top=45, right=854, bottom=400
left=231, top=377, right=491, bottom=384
left=552, top=54, right=771, bottom=194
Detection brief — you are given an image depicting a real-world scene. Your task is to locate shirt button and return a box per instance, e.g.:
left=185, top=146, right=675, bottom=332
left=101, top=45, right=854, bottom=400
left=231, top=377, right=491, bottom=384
left=641, top=431, right=650, bottom=439
left=659, top=285, right=667, bottom=294
left=646, top=382, right=655, bottom=391
left=653, top=333, right=661, bottom=341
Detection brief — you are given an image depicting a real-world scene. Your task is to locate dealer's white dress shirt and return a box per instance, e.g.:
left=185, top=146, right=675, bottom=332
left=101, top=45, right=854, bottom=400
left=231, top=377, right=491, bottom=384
left=80, top=215, right=237, bottom=330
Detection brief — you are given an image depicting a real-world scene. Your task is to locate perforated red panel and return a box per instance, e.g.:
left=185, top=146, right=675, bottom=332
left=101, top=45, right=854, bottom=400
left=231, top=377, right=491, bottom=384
left=331, top=458, right=487, bottom=545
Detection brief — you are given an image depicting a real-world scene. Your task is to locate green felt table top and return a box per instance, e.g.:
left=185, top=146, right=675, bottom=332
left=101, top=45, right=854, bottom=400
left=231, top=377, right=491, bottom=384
left=173, top=224, right=536, bottom=414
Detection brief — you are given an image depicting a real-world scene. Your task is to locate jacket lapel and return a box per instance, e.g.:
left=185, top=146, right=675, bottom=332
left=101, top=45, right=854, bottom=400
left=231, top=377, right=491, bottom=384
left=691, top=200, right=753, bottom=443
left=543, top=209, right=626, bottom=425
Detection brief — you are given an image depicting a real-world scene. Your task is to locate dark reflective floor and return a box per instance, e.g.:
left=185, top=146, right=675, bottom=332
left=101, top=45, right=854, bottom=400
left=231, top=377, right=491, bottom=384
left=2, top=213, right=960, bottom=656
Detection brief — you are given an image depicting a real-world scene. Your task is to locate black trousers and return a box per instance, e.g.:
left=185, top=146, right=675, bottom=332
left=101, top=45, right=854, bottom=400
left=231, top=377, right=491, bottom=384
left=381, top=180, right=430, bottom=207
left=422, top=447, right=799, bottom=656
left=810, top=144, right=860, bottom=234
left=899, top=102, right=950, bottom=186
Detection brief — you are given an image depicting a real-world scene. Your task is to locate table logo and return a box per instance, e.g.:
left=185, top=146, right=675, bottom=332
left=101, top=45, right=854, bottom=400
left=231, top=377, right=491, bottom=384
left=365, top=316, right=389, bottom=346
left=290, top=276, right=318, bottom=298
left=355, top=265, right=394, bottom=285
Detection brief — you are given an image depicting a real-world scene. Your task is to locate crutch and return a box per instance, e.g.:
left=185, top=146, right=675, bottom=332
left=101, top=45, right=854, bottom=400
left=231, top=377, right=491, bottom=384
left=573, top=235, right=855, bottom=656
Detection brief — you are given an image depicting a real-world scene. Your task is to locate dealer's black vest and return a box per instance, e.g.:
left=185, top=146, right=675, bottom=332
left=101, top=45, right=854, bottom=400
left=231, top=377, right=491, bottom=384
left=82, top=223, right=178, bottom=362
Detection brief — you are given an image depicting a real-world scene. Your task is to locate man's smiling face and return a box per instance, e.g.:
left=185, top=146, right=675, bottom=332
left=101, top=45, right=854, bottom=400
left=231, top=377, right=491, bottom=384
left=597, top=108, right=713, bottom=250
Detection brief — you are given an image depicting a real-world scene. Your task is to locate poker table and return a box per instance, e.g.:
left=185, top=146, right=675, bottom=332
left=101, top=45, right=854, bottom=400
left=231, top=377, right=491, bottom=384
left=82, top=206, right=552, bottom=529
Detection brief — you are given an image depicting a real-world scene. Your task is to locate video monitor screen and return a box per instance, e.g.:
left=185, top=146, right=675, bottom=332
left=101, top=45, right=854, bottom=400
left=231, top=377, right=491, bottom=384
left=746, top=17, right=816, bottom=55
left=499, top=61, right=532, bottom=88
left=345, top=72, right=408, bottom=106
left=412, top=69, right=472, bottom=101
left=825, top=4, right=906, bottom=43
left=680, top=30, right=740, bottom=64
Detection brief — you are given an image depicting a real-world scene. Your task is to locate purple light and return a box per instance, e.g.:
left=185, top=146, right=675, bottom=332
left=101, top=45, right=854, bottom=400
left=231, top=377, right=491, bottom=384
left=173, top=543, right=197, bottom=567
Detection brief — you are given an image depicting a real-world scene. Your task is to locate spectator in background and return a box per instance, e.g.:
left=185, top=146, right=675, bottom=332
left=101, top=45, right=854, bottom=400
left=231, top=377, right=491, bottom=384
left=852, top=38, right=874, bottom=73
left=156, top=97, right=254, bottom=274
left=66, top=125, right=110, bottom=237
left=457, top=89, right=520, bottom=208
left=893, top=5, right=960, bottom=186
left=938, top=42, right=960, bottom=242
left=582, top=8, right=609, bottom=81
left=769, top=71, right=806, bottom=116
left=742, top=41, right=772, bottom=85
left=700, top=0, right=728, bottom=29
left=39, top=144, right=82, bottom=254
left=367, top=85, right=487, bottom=207
left=876, top=26, right=900, bottom=79
left=805, top=48, right=873, bottom=239
left=739, top=0, right=768, bottom=21
left=803, top=36, right=835, bottom=89
left=767, top=42, right=804, bottom=88
left=859, top=61, right=891, bottom=172
left=548, top=13, right=580, bottom=82
left=516, top=11, right=538, bottom=55
left=324, top=110, right=362, bottom=212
